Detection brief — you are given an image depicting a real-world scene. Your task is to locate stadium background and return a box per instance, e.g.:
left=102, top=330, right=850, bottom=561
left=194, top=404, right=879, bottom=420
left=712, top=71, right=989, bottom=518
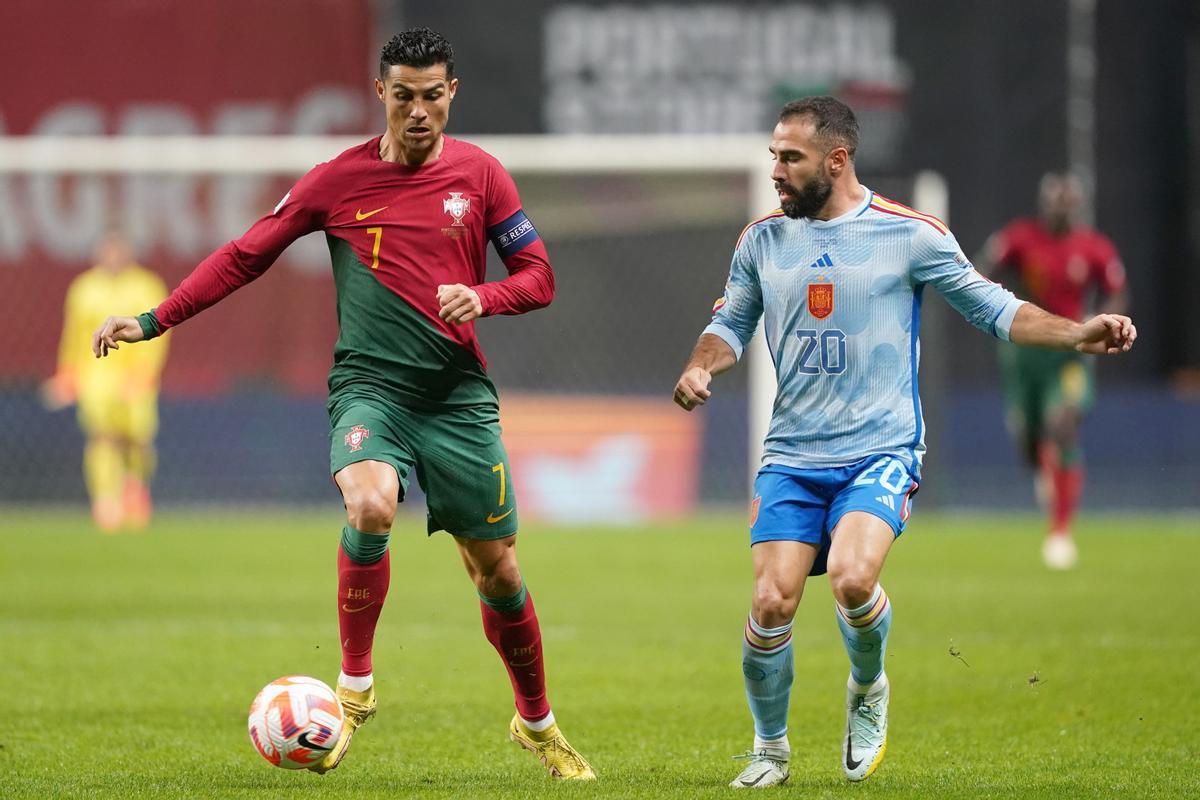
left=1, top=0, right=1197, bottom=517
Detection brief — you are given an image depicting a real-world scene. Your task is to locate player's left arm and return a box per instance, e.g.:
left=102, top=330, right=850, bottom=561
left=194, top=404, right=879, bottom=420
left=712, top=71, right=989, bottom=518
left=438, top=164, right=553, bottom=325
left=911, top=224, right=1135, bottom=355
left=911, top=223, right=1026, bottom=340
left=1008, top=303, right=1136, bottom=354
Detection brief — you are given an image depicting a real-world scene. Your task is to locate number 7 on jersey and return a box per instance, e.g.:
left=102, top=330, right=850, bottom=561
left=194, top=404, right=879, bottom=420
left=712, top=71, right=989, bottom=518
left=366, top=227, right=383, bottom=269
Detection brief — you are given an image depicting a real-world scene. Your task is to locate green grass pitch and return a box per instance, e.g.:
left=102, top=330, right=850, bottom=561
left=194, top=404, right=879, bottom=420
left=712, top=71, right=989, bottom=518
left=1, top=510, right=1197, bottom=799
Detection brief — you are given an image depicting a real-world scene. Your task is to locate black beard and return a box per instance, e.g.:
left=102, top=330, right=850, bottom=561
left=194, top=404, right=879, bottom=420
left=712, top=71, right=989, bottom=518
left=778, top=174, right=833, bottom=219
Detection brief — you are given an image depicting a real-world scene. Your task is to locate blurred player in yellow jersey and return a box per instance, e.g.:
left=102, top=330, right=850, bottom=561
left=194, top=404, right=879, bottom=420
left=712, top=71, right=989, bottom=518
left=43, top=230, right=168, bottom=531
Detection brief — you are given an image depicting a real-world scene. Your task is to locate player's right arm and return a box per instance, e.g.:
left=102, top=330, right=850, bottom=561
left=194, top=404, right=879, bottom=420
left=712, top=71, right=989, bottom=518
left=674, top=240, right=763, bottom=411
left=93, top=165, right=330, bottom=358
left=911, top=224, right=1136, bottom=355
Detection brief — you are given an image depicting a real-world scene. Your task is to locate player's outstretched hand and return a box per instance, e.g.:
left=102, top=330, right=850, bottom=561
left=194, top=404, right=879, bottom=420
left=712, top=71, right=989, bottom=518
left=92, top=315, right=144, bottom=358
left=1076, top=313, right=1136, bottom=355
left=437, top=284, right=482, bottom=325
left=673, top=366, right=713, bottom=412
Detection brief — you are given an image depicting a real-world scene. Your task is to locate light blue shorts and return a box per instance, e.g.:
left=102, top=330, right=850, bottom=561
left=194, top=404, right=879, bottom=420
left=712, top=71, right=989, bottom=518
left=749, top=456, right=920, bottom=576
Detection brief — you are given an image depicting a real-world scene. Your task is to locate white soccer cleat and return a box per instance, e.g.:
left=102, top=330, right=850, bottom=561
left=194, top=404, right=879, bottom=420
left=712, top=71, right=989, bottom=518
left=1042, top=535, right=1078, bottom=570
left=843, top=673, right=888, bottom=782
left=730, top=747, right=789, bottom=788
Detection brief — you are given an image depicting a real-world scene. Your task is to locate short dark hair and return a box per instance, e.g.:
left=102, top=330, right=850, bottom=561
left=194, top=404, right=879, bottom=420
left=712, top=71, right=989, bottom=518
left=779, top=96, right=859, bottom=159
left=379, top=27, right=454, bottom=77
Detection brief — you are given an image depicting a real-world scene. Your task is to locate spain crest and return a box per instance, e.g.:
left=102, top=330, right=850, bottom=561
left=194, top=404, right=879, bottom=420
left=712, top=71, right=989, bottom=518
left=808, top=281, right=834, bottom=319
left=344, top=424, right=370, bottom=452
left=443, top=192, right=471, bottom=226
left=749, top=495, right=761, bottom=526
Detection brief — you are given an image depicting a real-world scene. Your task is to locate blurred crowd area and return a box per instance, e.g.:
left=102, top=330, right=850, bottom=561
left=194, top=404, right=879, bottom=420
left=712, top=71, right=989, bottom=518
left=1, top=0, right=1197, bottom=516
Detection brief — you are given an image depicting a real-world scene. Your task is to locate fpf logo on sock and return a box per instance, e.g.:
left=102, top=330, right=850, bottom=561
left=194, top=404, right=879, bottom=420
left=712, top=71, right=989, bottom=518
left=342, top=587, right=375, bottom=613
left=509, top=645, right=538, bottom=667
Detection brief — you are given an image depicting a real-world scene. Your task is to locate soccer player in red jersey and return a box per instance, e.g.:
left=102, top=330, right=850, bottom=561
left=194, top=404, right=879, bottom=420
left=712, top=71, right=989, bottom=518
left=90, top=28, right=595, bottom=780
left=981, top=172, right=1128, bottom=569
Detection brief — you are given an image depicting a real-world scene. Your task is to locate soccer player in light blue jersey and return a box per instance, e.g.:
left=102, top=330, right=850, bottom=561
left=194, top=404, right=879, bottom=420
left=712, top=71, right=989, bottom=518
left=673, top=96, right=1137, bottom=789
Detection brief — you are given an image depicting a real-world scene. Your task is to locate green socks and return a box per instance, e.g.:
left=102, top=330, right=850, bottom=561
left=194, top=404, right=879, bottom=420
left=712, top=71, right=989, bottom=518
left=340, top=525, right=390, bottom=564
left=479, top=582, right=528, bottom=614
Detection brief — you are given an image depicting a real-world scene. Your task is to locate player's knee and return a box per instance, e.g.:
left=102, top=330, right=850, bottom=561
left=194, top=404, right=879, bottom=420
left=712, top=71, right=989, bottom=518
left=751, top=583, right=799, bottom=628
left=472, top=544, right=520, bottom=599
left=344, top=488, right=397, bottom=532
left=828, top=566, right=875, bottom=609
left=476, top=558, right=522, bottom=598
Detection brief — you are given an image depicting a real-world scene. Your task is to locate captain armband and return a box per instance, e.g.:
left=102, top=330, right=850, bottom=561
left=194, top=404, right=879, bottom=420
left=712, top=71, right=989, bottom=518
left=487, top=209, right=540, bottom=259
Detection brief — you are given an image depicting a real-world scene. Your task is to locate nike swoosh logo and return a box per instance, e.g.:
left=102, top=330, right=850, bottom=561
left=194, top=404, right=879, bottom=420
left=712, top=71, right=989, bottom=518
left=355, top=206, right=388, bottom=221
left=739, top=770, right=781, bottom=787
left=845, top=730, right=863, bottom=771
left=486, top=509, right=514, bottom=524
left=341, top=602, right=376, bottom=613
left=297, top=731, right=332, bottom=751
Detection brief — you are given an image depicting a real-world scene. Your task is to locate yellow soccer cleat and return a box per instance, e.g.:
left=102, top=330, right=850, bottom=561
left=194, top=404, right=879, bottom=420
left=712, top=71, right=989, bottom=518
left=508, top=714, right=596, bottom=780
left=308, top=683, right=377, bottom=774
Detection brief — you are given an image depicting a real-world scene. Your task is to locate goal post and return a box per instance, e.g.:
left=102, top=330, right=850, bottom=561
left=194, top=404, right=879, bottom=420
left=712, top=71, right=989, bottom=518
left=0, top=134, right=776, bottom=176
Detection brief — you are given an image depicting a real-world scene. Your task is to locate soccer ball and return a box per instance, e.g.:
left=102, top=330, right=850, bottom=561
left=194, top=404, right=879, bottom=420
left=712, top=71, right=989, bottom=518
left=247, top=675, right=344, bottom=769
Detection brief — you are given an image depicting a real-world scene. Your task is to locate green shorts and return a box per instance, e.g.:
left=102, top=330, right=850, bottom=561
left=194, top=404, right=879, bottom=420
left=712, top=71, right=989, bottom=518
left=328, top=393, right=518, bottom=539
left=999, top=344, right=1094, bottom=442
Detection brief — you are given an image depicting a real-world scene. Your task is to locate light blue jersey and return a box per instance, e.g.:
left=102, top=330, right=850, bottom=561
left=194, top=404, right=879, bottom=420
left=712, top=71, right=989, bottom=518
left=704, top=188, right=1024, bottom=471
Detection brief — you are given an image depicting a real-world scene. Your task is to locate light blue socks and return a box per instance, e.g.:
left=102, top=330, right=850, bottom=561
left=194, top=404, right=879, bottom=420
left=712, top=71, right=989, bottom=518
left=836, top=584, right=892, bottom=685
left=742, top=615, right=795, bottom=740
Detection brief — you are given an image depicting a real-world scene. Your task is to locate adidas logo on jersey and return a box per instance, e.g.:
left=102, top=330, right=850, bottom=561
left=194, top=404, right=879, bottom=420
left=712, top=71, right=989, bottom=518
left=809, top=252, right=833, bottom=269
left=876, top=495, right=896, bottom=510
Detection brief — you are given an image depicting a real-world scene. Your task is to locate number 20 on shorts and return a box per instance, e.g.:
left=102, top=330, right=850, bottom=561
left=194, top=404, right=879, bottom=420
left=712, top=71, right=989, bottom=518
left=853, top=457, right=910, bottom=494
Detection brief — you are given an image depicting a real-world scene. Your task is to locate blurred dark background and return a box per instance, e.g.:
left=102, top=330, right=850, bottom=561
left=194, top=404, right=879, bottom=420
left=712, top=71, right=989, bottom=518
left=1, top=0, right=1196, bottom=513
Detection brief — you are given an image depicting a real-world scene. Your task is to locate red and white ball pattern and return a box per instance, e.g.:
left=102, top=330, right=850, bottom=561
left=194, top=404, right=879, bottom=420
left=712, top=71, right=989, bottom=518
left=247, top=675, right=344, bottom=769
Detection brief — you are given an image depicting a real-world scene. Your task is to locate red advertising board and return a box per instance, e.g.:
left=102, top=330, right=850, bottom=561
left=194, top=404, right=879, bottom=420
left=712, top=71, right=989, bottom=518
left=0, top=0, right=373, bottom=393
left=499, top=395, right=703, bottom=522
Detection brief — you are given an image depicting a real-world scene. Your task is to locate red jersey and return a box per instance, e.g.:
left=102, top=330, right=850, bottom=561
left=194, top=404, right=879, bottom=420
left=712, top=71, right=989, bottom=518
left=152, top=135, right=553, bottom=376
left=990, top=218, right=1125, bottom=321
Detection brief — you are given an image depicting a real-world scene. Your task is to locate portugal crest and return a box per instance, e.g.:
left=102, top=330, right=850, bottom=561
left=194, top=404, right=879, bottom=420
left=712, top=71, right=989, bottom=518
left=443, top=192, right=471, bottom=226
left=344, top=424, right=370, bottom=453
left=808, top=281, right=834, bottom=319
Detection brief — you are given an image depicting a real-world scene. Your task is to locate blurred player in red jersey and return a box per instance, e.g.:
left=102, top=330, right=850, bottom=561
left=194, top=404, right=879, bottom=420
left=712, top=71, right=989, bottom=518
left=981, top=173, right=1128, bottom=569
left=89, top=28, right=594, bottom=779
